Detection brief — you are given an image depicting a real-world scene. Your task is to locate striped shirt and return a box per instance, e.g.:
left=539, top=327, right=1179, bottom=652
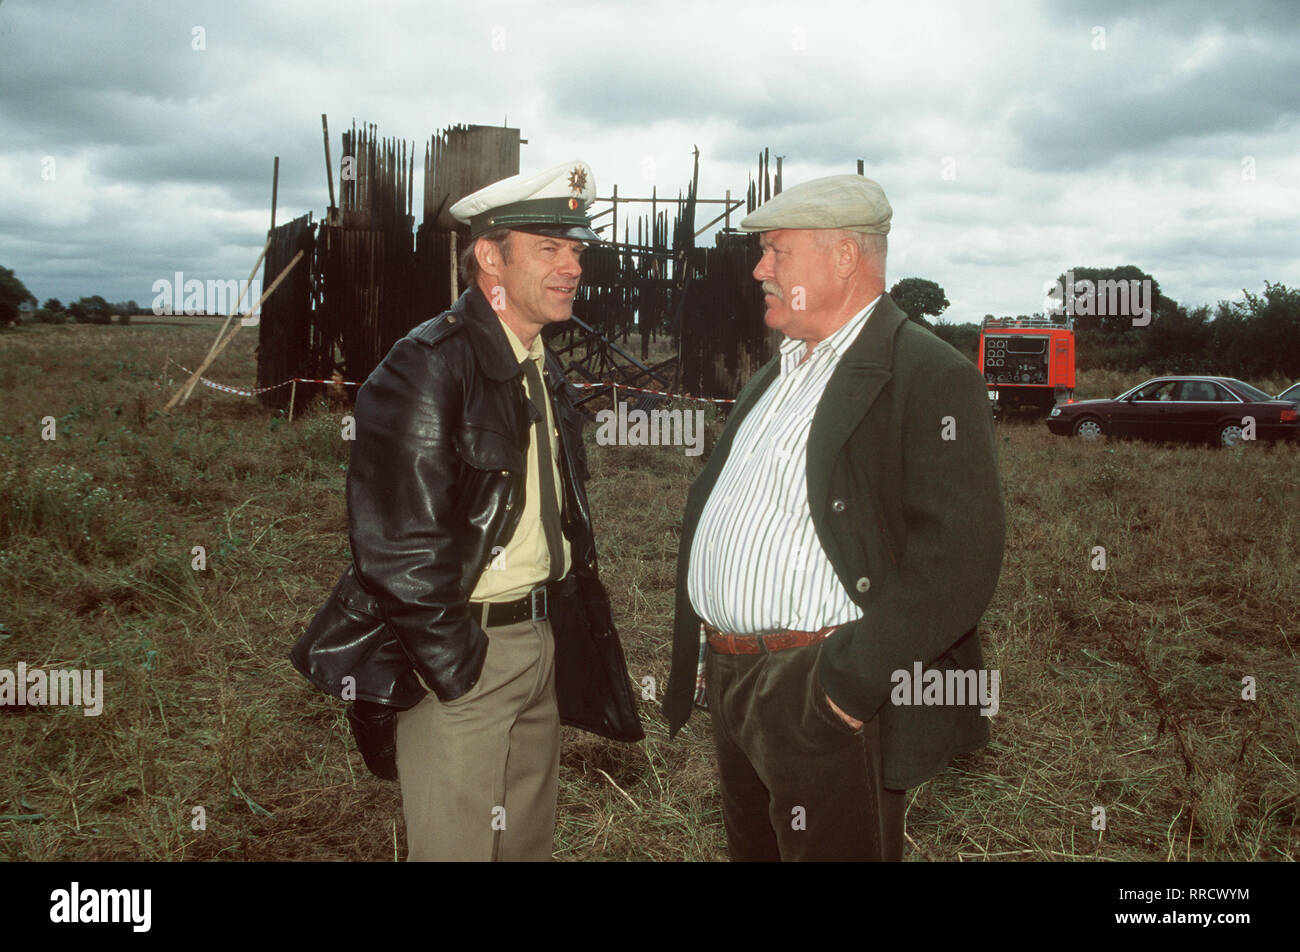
left=686, top=297, right=879, bottom=636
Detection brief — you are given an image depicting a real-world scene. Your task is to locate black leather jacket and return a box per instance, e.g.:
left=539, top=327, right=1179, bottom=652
left=291, top=286, right=621, bottom=714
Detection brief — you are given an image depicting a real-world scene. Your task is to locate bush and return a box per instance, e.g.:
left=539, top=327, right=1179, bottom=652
left=116, top=313, right=132, bottom=326
left=70, top=296, right=113, bottom=325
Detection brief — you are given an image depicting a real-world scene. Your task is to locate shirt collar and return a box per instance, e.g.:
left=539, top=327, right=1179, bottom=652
left=778, top=295, right=881, bottom=369
left=495, top=314, right=545, bottom=366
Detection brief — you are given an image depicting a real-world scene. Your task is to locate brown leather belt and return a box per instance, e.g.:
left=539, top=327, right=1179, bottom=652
left=704, top=622, right=838, bottom=655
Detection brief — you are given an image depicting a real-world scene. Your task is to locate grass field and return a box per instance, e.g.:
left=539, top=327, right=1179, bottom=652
left=0, top=321, right=1296, bottom=861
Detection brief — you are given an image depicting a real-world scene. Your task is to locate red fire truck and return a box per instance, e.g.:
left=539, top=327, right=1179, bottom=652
left=979, top=316, right=1075, bottom=413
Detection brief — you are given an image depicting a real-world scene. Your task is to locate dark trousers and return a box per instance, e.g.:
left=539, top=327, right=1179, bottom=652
left=706, top=641, right=906, bottom=861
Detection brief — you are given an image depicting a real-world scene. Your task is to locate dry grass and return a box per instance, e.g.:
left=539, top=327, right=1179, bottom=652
left=0, top=321, right=1296, bottom=861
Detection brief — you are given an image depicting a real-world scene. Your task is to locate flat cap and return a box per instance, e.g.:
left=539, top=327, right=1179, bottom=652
left=450, top=160, right=599, bottom=242
left=738, top=173, right=892, bottom=235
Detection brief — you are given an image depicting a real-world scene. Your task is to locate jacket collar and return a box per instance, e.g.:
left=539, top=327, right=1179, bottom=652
left=455, top=285, right=527, bottom=383
left=691, top=294, right=906, bottom=502
left=804, top=292, right=906, bottom=507
left=813, top=290, right=906, bottom=419
left=454, top=285, right=577, bottom=404
left=726, top=293, right=905, bottom=427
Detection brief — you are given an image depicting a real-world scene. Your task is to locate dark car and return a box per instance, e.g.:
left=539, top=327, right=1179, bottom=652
left=1277, top=381, right=1300, bottom=406
left=1047, top=376, right=1300, bottom=446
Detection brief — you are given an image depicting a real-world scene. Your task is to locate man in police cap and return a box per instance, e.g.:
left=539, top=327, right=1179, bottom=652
left=292, top=160, right=641, bottom=861
left=662, top=174, right=1005, bottom=860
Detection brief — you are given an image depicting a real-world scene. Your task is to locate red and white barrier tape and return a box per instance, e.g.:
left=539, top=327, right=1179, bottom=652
left=165, top=360, right=734, bottom=406
left=167, top=360, right=362, bottom=397
left=576, top=381, right=735, bottom=406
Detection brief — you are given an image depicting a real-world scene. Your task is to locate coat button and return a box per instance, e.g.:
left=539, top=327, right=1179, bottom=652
left=831, top=499, right=847, bottom=512
left=855, top=576, right=870, bottom=593
left=504, top=502, right=512, bottom=510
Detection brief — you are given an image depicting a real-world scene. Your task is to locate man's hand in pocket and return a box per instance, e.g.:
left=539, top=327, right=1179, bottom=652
left=825, top=693, right=863, bottom=731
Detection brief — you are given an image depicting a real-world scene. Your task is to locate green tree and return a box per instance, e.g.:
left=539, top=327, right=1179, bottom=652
left=42, top=297, right=64, bottom=312
left=1213, top=282, right=1300, bottom=378
left=1050, top=265, right=1171, bottom=334
left=70, top=295, right=113, bottom=325
left=930, top=322, right=980, bottom=361
left=1139, top=302, right=1211, bottom=374
left=889, top=277, right=950, bottom=329
left=0, top=265, right=38, bottom=328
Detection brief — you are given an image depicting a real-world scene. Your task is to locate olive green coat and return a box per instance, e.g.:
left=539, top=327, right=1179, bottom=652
left=663, top=294, right=1006, bottom=789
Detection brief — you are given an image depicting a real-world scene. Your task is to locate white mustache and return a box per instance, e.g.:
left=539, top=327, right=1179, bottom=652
left=761, top=281, right=783, bottom=300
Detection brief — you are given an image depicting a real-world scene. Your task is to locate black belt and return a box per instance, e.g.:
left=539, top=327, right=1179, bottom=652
left=470, top=585, right=549, bottom=627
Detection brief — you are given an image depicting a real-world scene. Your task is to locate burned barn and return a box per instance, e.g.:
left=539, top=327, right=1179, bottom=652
left=254, top=119, right=795, bottom=412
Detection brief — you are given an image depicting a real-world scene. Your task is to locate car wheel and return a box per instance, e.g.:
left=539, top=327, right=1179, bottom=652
left=1073, top=417, right=1104, bottom=440
left=1218, top=423, right=1245, bottom=448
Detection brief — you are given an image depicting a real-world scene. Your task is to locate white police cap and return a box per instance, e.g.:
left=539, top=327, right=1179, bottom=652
left=450, top=160, right=599, bottom=241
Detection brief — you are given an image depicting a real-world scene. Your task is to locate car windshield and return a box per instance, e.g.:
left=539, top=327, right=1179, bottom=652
left=1278, top=384, right=1300, bottom=400
left=1226, top=379, right=1274, bottom=402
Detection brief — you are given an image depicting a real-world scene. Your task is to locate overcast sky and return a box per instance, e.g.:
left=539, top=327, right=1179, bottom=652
left=2, top=0, right=1297, bottom=321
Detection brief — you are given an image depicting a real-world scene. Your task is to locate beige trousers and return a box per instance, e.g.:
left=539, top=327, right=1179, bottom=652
left=395, top=617, right=559, bottom=861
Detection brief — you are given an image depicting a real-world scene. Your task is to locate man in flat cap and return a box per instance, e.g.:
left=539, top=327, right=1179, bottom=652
left=663, top=174, right=1005, bottom=860
left=292, top=160, right=641, bottom=861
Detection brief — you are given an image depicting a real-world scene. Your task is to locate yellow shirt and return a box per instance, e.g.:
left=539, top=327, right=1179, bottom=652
left=468, top=317, right=571, bottom=602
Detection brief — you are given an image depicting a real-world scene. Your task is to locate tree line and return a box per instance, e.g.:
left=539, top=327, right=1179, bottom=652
left=5, top=261, right=1298, bottom=381
left=1, top=265, right=140, bottom=327
left=890, top=269, right=1300, bottom=382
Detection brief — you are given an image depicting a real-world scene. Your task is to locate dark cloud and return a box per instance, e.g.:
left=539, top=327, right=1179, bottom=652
left=1042, top=0, right=1300, bottom=34
left=1005, top=43, right=1300, bottom=171
left=0, top=0, right=1297, bottom=318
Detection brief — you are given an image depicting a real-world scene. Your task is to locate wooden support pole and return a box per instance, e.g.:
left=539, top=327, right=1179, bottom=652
left=322, top=113, right=336, bottom=214
left=288, top=379, right=298, bottom=422
left=694, top=199, right=744, bottom=239
left=270, top=156, right=279, bottom=231
left=164, top=249, right=305, bottom=411
left=583, top=195, right=734, bottom=205
left=449, top=230, right=459, bottom=304
left=193, top=238, right=270, bottom=379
